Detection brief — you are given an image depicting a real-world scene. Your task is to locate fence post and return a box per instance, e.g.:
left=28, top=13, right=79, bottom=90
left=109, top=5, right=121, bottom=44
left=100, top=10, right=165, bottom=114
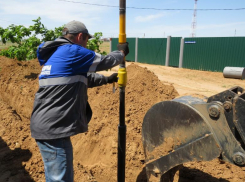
left=135, top=37, right=138, bottom=62
left=179, top=38, right=184, bottom=68
left=110, top=38, right=112, bottom=52
left=165, top=36, right=171, bottom=66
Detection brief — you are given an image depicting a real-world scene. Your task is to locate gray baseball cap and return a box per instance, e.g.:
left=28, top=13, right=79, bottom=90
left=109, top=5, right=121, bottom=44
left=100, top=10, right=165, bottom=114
left=62, top=20, right=93, bottom=39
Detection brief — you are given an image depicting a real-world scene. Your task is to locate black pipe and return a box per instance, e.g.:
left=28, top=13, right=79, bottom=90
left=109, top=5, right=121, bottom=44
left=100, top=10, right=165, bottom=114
left=118, top=87, right=126, bottom=182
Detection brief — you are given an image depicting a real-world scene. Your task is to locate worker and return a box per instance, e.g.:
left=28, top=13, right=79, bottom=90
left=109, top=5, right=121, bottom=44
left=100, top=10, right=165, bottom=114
left=30, top=20, right=129, bottom=182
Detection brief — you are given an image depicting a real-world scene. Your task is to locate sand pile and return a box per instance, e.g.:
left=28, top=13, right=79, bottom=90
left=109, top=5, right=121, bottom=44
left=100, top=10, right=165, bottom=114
left=72, top=64, right=178, bottom=181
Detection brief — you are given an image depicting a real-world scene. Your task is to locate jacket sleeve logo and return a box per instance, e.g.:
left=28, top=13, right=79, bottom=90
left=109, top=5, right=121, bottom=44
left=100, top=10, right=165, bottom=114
left=41, top=65, right=52, bottom=75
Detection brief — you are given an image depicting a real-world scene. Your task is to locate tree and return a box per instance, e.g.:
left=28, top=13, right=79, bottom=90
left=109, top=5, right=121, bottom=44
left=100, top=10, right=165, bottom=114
left=87, top=32, right=107, bottom=55
left=0, top=17, right=106, bottom=61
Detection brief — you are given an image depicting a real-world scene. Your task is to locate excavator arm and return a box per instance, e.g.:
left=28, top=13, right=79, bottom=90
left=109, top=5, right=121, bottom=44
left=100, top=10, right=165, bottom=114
left=142, top=86, right=245, bottom=182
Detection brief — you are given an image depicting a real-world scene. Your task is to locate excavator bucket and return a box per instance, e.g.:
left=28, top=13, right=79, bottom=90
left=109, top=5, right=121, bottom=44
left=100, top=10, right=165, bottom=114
left=142, top=86, right=245, bottom=182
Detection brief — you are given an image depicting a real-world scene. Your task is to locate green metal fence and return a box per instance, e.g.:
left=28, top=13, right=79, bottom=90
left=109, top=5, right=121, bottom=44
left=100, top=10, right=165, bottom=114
left=183, top=37, right=245, bottom=72
left=111, top=38, right=135, bottom=62
left=111, top=36, right=245, bottom=72
left=169, top=37, right=181, bottom=67
left=137, top=38, right=167, bottom=65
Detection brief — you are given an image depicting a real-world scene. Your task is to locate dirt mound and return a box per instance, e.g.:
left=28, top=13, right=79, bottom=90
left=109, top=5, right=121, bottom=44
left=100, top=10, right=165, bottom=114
left=72, top=64, right=178, bottom=181
left=0, top=56, right=245, bottom=182
left=0, top=57, right=43, bottom=182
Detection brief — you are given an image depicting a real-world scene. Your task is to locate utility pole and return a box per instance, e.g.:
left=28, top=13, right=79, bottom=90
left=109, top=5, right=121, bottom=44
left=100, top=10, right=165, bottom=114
left=191, top=0, right=198, bottom=37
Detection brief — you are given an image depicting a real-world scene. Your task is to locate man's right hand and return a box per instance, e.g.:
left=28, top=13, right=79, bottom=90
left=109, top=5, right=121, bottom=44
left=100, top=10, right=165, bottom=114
left=117, top=42, right=129, bottom=56
left=107, top=73, right=118, bottom=83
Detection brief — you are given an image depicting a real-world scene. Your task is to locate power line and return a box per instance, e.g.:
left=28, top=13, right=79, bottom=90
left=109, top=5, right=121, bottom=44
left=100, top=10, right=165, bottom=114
left=58, top=0, right=245, bottom=11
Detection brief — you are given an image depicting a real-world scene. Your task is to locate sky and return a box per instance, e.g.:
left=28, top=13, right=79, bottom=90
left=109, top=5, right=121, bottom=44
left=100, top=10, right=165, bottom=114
left=0, top=0, right=245, bottom=38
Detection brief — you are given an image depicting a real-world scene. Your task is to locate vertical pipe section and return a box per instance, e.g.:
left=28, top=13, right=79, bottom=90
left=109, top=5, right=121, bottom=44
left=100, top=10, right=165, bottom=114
left=135, top=37, right=138, bottom=62
left=179, top=38, right=184, bottom=68
left=118, top=0, right=127, bottom=182
left=165, top=36, right=171, bottom=66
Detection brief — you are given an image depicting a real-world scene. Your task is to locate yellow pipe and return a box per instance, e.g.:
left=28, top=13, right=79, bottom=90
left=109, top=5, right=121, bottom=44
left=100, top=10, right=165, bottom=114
left=119, top=14, right=126, bottom=44
left=118, top=0, right=127, bottom=88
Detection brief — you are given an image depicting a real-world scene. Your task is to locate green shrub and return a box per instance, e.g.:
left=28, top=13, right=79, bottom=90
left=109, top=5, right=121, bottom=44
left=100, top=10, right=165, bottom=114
left=0, top=17, right=106, bottom=61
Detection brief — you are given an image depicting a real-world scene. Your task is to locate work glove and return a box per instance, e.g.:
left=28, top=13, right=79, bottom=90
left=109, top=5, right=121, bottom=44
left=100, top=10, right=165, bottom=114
left=117, top=42, right=129, bottom=56
left=107, top=73, right=118, bottom=83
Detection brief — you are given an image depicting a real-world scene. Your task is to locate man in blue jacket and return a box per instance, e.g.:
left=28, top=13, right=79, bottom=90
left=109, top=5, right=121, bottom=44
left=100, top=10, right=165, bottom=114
left=30, top=20, right=129, bottom=182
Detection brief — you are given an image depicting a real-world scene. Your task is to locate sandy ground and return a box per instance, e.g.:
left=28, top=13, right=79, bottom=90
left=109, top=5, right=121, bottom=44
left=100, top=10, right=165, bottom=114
left=1, top=56, right=245, bottom=182
left=100, top=62, right=245, bottom=97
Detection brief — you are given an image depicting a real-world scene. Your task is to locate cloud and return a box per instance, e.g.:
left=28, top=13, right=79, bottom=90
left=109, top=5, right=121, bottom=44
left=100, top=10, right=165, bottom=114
left=197, top=22, right=245, bottom=30
left=196, top=22, right=245, bottom=37
left=127, top=22, right=245, bottom=38
left=135, top=13, right=166, bottom=22
left=0, top=0, right=113, bottom=27
left=1, top=1, right=244, bottom=38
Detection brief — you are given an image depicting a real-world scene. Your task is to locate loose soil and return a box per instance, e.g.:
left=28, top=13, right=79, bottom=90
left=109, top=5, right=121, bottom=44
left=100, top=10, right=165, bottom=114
left=0, top=55, right=245, bottom=182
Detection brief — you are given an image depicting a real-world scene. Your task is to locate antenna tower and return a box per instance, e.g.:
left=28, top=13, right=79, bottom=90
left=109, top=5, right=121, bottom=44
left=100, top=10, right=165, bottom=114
left=191, top=0, right=198, bottom=37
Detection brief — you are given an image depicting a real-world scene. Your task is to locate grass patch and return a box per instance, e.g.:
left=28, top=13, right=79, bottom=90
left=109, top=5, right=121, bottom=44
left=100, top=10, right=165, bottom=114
left=99, top=41, right=110, bottom=54
left=0, top=42, right=17, bottom=50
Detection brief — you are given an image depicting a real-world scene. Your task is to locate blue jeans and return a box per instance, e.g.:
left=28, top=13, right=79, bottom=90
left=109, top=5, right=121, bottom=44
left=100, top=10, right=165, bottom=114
left=36, top=137, right=73, bottom=182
